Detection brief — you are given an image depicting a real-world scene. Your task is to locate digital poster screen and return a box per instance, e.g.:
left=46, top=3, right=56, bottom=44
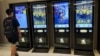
left=15, top=5, right=28, bottom=28
left=76, top=1, right=93, bottom=28
left=53, top=2, right=69, bottom=28
left=32, top=4, right=47, bottom=28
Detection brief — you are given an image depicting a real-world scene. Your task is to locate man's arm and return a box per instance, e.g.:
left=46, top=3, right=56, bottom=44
left=14, top=17, right=21, bottom=38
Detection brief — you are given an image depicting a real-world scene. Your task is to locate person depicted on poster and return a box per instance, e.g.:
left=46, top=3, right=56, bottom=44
left=33, top=4, right=46, bottom=26
left=76, top=3, right=92, bottom=25
left=54, top=3, right=69, bottom=27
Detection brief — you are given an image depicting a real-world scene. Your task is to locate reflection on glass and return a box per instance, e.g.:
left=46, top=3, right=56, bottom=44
left=15, top=6, right=27, bottom=28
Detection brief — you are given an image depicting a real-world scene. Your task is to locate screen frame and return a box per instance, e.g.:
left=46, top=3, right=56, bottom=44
left=30, top=3, right=48, bottom=29
left=74, top=0, right=94, bottom=29
left=53, top=1, right=70, bottom=29
left=12, top=4, right=29, bottom=29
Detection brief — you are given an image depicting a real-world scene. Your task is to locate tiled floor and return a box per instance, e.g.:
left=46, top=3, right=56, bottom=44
left=0, top=44, right=100, bottom=56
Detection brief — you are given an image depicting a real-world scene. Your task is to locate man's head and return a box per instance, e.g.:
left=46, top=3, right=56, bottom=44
left=6, top=9, right=13, bottom=17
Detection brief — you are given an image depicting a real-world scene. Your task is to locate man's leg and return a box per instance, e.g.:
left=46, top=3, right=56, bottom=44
left=11, top=44, right=17, bottom=56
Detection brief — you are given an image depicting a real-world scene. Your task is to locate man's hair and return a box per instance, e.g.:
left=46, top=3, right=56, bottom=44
left=6, top=9, right=13, bottom=15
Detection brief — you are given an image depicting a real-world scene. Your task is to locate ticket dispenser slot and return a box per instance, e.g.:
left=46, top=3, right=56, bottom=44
left=56, top=37, right=68, bottom=44
left=36, top=37, right=47, bottom=44
left=37, top=30, right=43, bottom=33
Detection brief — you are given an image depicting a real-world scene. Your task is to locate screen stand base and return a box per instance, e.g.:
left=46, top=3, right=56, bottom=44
left=17, top=47, right=31, bottom=52
left=97, top=48, right=100, bottom=54
left=54, top=48, right=70, bottom=54
left=74, top=50, right=94, bottom=56
left=32, top=48, right=49, bottom=53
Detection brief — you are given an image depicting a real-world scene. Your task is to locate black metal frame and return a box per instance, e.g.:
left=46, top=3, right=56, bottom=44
left=9, top=3, right=32, bottom=50
left=52, top=0, right=70, bottom=49
left=30, top=1, right=50, bottom=49
left=73, top=0, right=94, bottom=51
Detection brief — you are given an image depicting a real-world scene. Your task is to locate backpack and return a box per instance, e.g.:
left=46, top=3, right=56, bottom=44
left=3, top=17, right=16, bottom=38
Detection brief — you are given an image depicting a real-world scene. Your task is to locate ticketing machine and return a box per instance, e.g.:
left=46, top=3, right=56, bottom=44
left=53, top=1, right=70, bottom=53
left=10, top=3, right=31, bottom=51
left=30, top=2, right=49, bottom=52
left=74, top=0, right=94, bottom=55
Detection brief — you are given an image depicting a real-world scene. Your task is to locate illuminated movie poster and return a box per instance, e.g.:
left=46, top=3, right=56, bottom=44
left=32, top=4, right=46, bottom=28
left=15, top=6, right=27, bottom=28
left=76, top=1, right=93, bottom=28
left=54, top=2, right=69, bottom=28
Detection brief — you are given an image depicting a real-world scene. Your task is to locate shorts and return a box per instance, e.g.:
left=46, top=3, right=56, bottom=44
left=7, top=37, right=19, bottom=45
left=6, top=32, right=19, bottom=45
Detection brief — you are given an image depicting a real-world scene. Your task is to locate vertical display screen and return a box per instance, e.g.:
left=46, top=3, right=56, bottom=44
left=53, top=2, right=69, bottom=28
left=76, top=0, right=93, bottom=28
left=15, top=5, right=27, bottom=28
left=32, top=4, right=47, bottom=28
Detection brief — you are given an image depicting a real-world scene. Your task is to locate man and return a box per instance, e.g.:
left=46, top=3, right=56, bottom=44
left=3, top=9, right=21, bottom=56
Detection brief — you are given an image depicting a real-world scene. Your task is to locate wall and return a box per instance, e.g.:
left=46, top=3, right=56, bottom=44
left=0, top=0, right=8, bottom=43
left=0, top=1, right=2, bottom=43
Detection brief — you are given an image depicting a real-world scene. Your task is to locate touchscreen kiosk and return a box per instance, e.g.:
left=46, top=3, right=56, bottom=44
left=53, top=1, right=70, bottom=53
left=74, top=0, right=94, bottom=55
left=31, top=3, right=49, bottom=52
left=12, top=4, right=31, bottom=51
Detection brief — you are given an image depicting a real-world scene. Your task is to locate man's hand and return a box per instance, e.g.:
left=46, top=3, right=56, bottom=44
left=17, top=27, right=22, bottom=38
left=4, top=35, right=6, bottom=38
left=19, top=33, right=22, bottom=38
